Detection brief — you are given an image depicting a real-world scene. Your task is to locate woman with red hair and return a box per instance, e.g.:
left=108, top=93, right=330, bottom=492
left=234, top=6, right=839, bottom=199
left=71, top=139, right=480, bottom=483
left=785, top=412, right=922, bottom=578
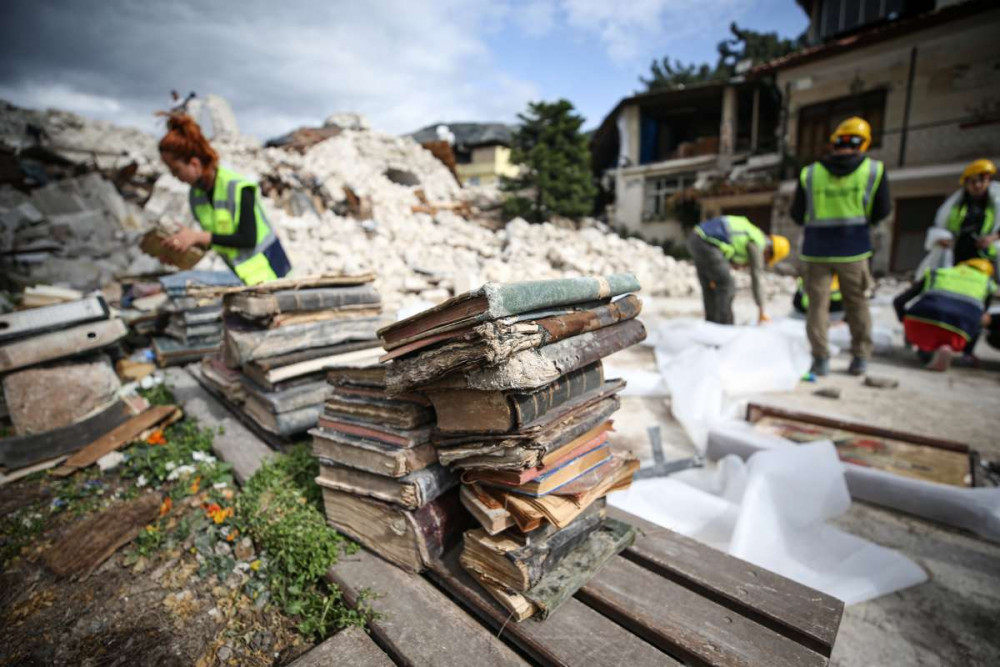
left=159, top=114, right=290, bottom=285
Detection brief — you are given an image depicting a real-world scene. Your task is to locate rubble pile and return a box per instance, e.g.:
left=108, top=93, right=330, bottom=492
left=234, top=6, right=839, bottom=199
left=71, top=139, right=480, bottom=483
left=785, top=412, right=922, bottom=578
left=1, top=96, right=794, bottom=308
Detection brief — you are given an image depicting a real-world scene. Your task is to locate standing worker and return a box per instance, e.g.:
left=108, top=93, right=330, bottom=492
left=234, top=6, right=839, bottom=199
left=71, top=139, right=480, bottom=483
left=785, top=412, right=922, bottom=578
left=921, top=159, right=1000, bottom=273
left=790, top=116, right=891, bottom=376
left=893, top=259, right=995, bottom=371
left=158, top=114, right=291, bottom=285
left=687, top=215, right=790, bottom=324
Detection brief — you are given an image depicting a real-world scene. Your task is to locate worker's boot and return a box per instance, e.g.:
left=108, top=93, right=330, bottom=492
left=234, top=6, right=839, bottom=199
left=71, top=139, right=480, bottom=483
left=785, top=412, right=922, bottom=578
left=810, top=357, right=829, bottom=377
left=925, top=345, right=955, bottom=372
left=848, top=357, right=867, bottom=376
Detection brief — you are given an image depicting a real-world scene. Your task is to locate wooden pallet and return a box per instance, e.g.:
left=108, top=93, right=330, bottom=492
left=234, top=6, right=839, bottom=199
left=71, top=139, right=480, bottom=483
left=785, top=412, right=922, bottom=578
left=309, top=505, right=843, bottom=666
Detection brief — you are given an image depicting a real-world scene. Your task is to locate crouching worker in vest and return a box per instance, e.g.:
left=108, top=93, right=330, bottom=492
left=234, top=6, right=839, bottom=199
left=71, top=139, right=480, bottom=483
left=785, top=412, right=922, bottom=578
left=687, top=215, right=790, bottom=324
left=793, top=276, right=844, bottom=318
left=158, top=114, right=291, bottom=285
left=893, top=258, right=995, bottom=372
left=925, top=159, right=1000, bottom=272
left=790, top=116, right=891, bottom=377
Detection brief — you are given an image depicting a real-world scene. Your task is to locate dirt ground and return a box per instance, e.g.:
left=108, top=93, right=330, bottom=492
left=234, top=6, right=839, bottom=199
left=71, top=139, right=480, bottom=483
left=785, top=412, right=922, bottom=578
left=603, top=285, right=1000, bottom=667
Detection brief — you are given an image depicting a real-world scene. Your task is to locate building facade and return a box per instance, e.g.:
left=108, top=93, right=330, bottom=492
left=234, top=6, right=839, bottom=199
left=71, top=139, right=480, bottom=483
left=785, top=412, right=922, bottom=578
left=408, top=123, right=519, bottom=186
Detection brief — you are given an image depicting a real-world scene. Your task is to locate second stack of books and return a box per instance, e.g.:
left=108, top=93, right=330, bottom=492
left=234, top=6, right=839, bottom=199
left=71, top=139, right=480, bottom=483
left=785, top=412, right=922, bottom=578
left=379, top=274, right=645, bottom=621
left=152, top=270, right=240, bottom=366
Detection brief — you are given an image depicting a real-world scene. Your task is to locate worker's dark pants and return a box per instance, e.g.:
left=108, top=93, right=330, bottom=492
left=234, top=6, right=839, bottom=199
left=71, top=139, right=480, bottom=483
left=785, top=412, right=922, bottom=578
left=688, top=234, right=735, bottom=324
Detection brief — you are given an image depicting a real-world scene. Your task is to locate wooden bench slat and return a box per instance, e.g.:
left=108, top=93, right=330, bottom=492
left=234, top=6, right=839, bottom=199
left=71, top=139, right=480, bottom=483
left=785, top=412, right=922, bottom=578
left=427, top=547, right=678, bottom=667
left=578, top=556, right=829, bottom=667
left=328, top=549, right=528, bottom=667
left=608, top=506, right=843, bottom=655
left=287, top=626, right=393, bottom=667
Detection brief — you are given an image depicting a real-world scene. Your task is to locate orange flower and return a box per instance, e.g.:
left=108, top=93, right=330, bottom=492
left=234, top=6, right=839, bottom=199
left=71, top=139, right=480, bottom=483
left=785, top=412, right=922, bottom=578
left=189, top=476, right=201, bottom=495
left=203, top=503, right=233, bottom=524
left=225, top=529, right=239, bottom=542
left=159, top=497, right=172, bottom=517
left=146, top=430, right=166, bottom=446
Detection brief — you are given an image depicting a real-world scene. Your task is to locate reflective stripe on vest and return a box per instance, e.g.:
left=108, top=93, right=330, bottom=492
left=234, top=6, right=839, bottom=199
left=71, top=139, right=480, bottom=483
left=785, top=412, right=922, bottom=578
left=923, top=266, right=994, bottom=305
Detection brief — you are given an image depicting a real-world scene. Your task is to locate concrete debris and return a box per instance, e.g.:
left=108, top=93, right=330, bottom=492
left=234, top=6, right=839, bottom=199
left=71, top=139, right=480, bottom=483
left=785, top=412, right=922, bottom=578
left=814, top=387, right=843, bottom=399
left=864, top=376, right=900, bottom=390
left=1, top=95, right=796, bottom=307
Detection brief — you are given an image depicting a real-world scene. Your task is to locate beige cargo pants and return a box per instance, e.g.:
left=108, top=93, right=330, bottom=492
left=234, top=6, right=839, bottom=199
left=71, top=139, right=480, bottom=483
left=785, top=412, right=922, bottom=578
left=804, top=260, right=872, bottom=360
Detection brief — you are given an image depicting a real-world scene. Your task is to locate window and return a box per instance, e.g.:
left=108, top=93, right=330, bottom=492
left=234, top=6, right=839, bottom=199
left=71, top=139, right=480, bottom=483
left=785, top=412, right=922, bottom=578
left=642, top=173, right=694, bottom=221
left=818, top=0, right=904, bottom=40
left=796, top=89, right=887, bottom=165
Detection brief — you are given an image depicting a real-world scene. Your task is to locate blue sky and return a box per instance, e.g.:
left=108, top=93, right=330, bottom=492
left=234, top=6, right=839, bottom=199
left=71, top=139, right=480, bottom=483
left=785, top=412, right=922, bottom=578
left=0, top=0, right=808, bottom=138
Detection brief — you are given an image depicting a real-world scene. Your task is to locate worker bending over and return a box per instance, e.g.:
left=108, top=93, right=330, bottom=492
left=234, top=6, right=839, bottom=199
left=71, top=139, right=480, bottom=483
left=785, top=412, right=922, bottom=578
left=791, top=116, right=891, bottom=377
left=687, top=215, right=790, bottom=324
left=921, top=159, right=1000, bottom=275
left=894, top=259, right=995, bottom=371
left=158, top=114, right=291, bottom=285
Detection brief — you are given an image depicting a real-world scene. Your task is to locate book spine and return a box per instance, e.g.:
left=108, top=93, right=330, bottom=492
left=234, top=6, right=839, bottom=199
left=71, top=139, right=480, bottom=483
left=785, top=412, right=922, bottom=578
left=513, top=505, right=605, bottom=589
left=509, top=362, right=604, bottom=426
left=484, top=274, right=641, bottom=318
left=538, top=318, right=646, bottom=374
left=537, top=294, right=642, bottom=344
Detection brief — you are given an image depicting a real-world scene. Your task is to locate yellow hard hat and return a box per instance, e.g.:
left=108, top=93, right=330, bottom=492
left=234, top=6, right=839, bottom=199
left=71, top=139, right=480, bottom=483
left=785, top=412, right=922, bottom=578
left=961, top=258, right=994, bottom=277
left=960, top=159, right=997, bottom=184
left=830, top=116, right=872, bottom=152
left=830, top=275, right=840, bottom=292
left=768, top=234, right=790, bottom=266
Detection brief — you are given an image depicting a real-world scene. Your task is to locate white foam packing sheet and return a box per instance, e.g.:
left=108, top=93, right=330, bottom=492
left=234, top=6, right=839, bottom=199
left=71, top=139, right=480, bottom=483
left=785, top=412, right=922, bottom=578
left=609, top=441, right=929, bottom=605
left=708, top=421, right=1000, bottom=544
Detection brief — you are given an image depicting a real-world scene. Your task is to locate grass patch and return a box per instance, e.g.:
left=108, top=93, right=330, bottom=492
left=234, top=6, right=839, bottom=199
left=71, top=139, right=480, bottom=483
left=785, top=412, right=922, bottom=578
left=235, top=445, right=367, bottom=639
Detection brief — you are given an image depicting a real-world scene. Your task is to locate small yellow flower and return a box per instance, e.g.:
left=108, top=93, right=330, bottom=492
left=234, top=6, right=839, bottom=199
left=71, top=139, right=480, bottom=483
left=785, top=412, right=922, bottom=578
left=188, top=476, right=201, bottom=495
left=250, top=560, right=261, bottom=571
left=145, top=524, right=158, bottom=534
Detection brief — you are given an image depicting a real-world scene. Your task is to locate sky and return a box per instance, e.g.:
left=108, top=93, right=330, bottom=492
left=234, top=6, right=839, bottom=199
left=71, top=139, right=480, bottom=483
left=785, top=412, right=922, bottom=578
left=0, top=0, right=808, bottom=140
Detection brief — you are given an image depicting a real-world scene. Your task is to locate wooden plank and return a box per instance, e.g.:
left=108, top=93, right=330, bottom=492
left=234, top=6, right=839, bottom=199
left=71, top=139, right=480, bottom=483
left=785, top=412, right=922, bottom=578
left=0, top=296, right=109, bottom=342
left=0, top=400, right=135, bottom=469
left=42, top=493, right=161, bottom=579
left=0, top=318, right=127, bottom=372
left=164, top=367, right=277, bottom=484
left=52, top=405, right=180, bottom=476
left=608, top=507, right=844, bottom=657
left=327, top=549, right=528, bottom=667
left=577, top=556, right=829, bottom=667
left=287, top=626, right=393, bottom=667
left=427, top=547, right=677, bottom=667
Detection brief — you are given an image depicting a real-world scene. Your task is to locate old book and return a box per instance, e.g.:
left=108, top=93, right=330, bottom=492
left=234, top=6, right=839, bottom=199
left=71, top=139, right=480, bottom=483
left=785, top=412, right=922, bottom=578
left=0, top=296, right=109, bottom=343
left=469, top=517, right=636, bottom=622
left=315, top=462, right=457, bottom=510
left=378, top=274, right=641, bottom=351
left=200, top=358, right=246, bottom=404
left=0, top=319, right=128, bottom=373
left=324, top=393, right=432, bottom=430
left=269, top=307, right=382, bottom=329
left=140, top=228, right=203, bottom=269
left=426, top=363, right=604, bottom=433
left=326, top=364, right=387, bottom=388
left=158, top=270, right=241, bottom=296
left=222, top=315, right=383, bottom=367
left=241, top=377, right=330, bottom=414
left=165, top=320, right=222, bottom=343
left=424, top=319, right=646, bottom=392
left=152, top=335, right=220, bottom=367
left=243, top=342, right=381, bottom=390
left=480, top=444, right=610, bottom=497
left=383, top=296, right=642, bottom=390
left=460, top=484, right=515, bottom=535
left=243, top=397, right=321, bottom=436
left=321, top=487, right=469, bottom=573
left=316, top=415, right=431, bottom=448
left=434, top=389, right=622, bottom=470
left=189, top=273, right=376, bottom=299
left=462, top=424, right=611, bottom=487
left=225, top=284, right=382, bottom=320
left=459, top=502, right=605, bottom=592
left=311, top=428, right=438, bottom=478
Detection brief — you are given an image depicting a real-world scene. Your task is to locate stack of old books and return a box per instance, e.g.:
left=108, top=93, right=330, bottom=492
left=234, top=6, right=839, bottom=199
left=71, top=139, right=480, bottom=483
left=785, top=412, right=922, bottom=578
left=152, top=270, right=241, bottom=367
left=310, top=362, right=467, bottom=572
left=378, top=274, right=644, bottom=621
left=194, top=274, right=385, bottom=440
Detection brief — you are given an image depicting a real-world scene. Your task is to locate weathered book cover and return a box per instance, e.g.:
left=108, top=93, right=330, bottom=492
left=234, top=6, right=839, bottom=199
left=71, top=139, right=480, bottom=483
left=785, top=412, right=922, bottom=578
left=240, top=377, right=330, bottom=414
left=222, top=315, right=383, bottom=368
left=226, top=284, right=382, bottom=319
left=425, top=319, right=646, bottom=392
left=324, top=393, right=432, bottom=430
left=434, top=389, right=621, bottom=470
left=189, top=273, right=375, bottom=300
left=378, top=274, right=641, bottom=350
left=316, top=462, right=458, bottom=510
left=311, top=428, right=438, bottom=478
left=243, top=342, right=381, bottom=390
left=0, top=296, right=109, bottom=343
left=384, top=296, right=641, bottom=391
left=426, top=362, right=604, bottom=433
left=462, top=426, right=610, bottom=487
left=165, top=320, right=222, bottom=343
left=480, top=444, right=611, bottom=497
left=326, top=364, right=388, bottom=389
left=460, top=502, right=605, bottom=591
left=460, top=484, right=515, bottom=536
left=0, top=319, right=128, bottom=373
left=321, top=487, right=470, bottom=573
left=243, top=396, right=321, bottom=436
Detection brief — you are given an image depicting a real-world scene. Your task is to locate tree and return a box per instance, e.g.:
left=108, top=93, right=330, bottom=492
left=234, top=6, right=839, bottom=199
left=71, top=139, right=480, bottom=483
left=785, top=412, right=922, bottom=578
left=501, top=99, right=597, bottom=223
left=639, top=23, right=803, bottom=92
